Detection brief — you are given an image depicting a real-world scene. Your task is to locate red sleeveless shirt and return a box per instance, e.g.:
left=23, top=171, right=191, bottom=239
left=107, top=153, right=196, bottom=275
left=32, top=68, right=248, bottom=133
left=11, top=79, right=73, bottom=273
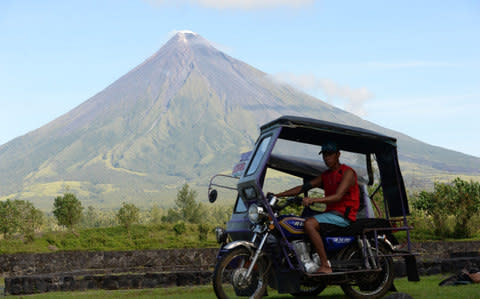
left=321, top=164, right=360, bottom=222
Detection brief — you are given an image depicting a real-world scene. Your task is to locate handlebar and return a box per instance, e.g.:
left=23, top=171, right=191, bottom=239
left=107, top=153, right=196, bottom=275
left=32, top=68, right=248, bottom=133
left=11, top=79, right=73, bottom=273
left=267, top=193, right=302, bottom=212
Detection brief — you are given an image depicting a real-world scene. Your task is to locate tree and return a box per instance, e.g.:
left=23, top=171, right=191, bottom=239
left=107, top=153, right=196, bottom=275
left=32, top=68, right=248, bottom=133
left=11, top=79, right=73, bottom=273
left=149, top=204, right=163, bottom=225
left=162, top=184, right=206, bottom=224
left=52, top=193, right=83, bottom=230
left=413, top=183, right=451, bottom=236
left=116, top=202, right=140, bottom=229
left=413, top=178, right=480, bottom=238
left=16, top=200, right=44, bottom=241
left=209, top=205, right=232, bottom=226
left=448, top=178, right=480, bottom=237
left=82, top=206, right=100, bottom=228
left=0, top=199, right=19, bottom=238
left=0, top=199, right=43, bottom=240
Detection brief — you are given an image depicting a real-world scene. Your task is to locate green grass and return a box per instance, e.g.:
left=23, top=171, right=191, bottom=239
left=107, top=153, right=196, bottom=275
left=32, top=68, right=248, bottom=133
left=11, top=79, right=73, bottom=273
left=1, top=223, right=479, bottom=255
left=0, top=223, right=218, bottom=254
left=5, top=275, right=479, bottom=299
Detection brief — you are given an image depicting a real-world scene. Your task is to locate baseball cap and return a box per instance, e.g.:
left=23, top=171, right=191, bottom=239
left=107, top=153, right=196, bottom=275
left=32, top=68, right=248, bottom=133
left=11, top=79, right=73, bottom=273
left=319, top=141, right=338, bottom=154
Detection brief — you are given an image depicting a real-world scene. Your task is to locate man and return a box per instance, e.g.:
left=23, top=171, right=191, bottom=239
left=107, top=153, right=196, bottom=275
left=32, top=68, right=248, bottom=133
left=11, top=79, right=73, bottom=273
left=275, top=141, right=360, bottom=274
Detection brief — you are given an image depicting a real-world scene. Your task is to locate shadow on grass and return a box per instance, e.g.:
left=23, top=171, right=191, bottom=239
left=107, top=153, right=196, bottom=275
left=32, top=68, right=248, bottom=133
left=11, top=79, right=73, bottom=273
left=273, top=296, right=347, bottom=299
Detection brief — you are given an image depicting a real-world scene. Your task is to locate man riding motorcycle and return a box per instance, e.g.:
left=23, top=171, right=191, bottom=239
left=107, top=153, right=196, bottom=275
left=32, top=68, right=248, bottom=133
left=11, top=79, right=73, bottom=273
left=275, top=141, right=360, bottom=274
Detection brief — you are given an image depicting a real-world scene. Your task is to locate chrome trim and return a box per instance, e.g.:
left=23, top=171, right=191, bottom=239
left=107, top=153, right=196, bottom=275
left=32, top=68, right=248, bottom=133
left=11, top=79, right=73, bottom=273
left=245, top=233, right=269, bottom=278
left=223, top=240, right=257, bottom=251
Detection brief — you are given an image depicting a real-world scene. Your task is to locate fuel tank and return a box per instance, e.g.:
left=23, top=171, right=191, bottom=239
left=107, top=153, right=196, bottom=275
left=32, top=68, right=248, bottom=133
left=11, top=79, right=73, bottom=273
left=277, top=215, right=306, bottom=239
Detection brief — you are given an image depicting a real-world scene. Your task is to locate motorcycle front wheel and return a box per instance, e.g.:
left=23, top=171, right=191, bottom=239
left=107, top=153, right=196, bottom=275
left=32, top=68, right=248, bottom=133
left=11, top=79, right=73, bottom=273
left=340, top=241, right=394, bottom=299
left=213, top=247, right=268, bottom=299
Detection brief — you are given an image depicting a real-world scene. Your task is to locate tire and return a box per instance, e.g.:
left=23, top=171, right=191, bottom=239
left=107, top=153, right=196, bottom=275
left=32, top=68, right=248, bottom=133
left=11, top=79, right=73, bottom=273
left=340, top=241, right=394, bottom=299
left=213, top=247, right=268, bottom=299
left=290, top=282, right=326, bottom=297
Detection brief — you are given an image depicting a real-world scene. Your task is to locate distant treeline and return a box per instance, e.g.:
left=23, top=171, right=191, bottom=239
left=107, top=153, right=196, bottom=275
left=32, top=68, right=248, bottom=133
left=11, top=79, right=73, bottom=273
left=0, top=178, right=479, bottom=254
left=0, top=184, right=231, bottom=241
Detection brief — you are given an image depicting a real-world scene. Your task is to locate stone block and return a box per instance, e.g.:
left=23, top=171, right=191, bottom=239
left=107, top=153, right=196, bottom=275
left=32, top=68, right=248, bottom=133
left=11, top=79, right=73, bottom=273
left=143, top=273, right=160, bottom=288
left=103, top=275, right=120, bottom=290
left=60, top=276, right=75, bottom=291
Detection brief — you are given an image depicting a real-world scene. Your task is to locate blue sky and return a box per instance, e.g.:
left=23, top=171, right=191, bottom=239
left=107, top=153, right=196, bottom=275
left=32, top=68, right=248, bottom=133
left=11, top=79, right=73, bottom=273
left=1, top=0, right=479, bottom=157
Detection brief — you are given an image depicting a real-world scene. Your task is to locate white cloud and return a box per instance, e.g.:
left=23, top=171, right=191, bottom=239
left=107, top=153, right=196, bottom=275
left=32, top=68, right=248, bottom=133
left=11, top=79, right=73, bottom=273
left=274, top=73, right=374, bottom=117
left=146, top=0, right=315, bottom=10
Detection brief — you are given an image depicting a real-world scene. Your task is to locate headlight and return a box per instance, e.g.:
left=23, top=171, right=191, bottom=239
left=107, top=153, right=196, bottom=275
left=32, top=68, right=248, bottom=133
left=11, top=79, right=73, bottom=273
left=215, top=227, right=227, bottom=244
left=248, top=204, right=266, bottom=224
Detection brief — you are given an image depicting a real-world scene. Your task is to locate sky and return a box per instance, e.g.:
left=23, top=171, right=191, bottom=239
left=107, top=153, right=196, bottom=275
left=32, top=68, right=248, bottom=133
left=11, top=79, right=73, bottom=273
left=0, top=0, right=479, bottom=157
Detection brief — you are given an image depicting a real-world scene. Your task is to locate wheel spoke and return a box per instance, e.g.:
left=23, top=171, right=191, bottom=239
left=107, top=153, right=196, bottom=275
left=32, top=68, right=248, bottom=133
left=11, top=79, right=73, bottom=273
left=340, top=242, right=394, bottom=299
left=213, top=248, right=268, bottom=299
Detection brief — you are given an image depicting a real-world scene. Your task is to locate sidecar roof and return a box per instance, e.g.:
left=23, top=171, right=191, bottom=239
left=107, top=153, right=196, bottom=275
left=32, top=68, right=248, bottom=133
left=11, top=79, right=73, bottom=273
left=260, top=115, right=409, bottom=217
left=260, top=116, right=397, bottom=154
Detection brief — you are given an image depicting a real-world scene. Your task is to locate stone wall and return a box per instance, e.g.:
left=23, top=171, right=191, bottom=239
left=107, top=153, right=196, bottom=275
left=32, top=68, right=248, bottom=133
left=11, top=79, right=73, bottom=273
left=5, top=271, right=212, bottom=295
left=0, top=248, right=218, bottom=277
left=2, top=241, right=478, bottom=277
left=2, top=241, right=480, bottom=295
left=410, top=241, right=480, bottom=260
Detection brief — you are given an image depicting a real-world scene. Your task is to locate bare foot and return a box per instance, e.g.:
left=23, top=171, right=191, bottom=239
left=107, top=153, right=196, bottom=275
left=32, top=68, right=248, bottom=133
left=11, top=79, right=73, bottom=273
left=317, top=265, right=332, bottom=274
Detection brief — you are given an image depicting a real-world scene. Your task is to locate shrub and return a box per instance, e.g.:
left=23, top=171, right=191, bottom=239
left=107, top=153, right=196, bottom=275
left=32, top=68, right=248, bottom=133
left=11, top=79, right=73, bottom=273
left=412, top=178, right=480, bottom=238
left=449, top=178, right=480, bottom=237
left=413, top=187, right=450, bottom=237
left=173, top=222, right=186, bottom=235
left=198, top=224, right=209, bottom=241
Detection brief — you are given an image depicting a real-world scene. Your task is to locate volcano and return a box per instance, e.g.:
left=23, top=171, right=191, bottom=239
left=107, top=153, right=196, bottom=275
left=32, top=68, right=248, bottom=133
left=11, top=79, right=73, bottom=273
left=1, top=31, right=479, bottom=209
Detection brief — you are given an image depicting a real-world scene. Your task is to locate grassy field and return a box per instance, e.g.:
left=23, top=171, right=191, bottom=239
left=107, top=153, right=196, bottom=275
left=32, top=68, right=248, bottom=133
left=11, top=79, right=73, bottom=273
left=4, top=275, right=479, bottom=299
left=1, top=224, right=477, bottom=255
left=0, top=223, right=219, bottom=254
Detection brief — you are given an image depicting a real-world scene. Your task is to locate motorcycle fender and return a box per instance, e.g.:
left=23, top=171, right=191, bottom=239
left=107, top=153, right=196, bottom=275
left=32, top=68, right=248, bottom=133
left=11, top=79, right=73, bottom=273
left=223, top=240, right=257, bottom=252
left=216, top=241, right=258, bottom=261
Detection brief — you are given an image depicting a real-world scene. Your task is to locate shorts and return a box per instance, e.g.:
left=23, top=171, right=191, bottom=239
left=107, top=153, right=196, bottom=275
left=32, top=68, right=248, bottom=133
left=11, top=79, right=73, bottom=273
left=313, top=212, right=350, bottom=227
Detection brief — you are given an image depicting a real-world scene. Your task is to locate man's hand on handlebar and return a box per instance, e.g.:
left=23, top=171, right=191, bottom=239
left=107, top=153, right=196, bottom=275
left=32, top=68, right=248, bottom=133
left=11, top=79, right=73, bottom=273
left=302, top=197, right=314, bottom=206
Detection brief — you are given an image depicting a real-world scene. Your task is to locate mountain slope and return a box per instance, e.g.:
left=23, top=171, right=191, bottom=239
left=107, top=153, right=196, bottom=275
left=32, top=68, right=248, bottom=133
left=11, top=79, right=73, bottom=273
left=0, top=31, right=479, bottom=209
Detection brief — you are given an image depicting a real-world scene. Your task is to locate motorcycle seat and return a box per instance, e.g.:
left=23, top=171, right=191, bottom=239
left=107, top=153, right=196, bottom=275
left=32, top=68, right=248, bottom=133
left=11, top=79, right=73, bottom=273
left=320, top=218, right=392, bottom=237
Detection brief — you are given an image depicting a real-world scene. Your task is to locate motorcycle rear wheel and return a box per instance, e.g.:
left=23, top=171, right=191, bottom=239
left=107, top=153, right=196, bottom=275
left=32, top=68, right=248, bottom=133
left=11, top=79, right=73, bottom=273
left=340, top=241, right=394, bottom=299
left=213, top=247, right=268, bottom=299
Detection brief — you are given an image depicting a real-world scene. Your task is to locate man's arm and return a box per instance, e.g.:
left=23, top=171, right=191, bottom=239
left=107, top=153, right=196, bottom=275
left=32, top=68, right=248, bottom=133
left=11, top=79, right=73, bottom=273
left=275, top=185, right=302, bottom=198
left=276, top=175, right=323, bottom=198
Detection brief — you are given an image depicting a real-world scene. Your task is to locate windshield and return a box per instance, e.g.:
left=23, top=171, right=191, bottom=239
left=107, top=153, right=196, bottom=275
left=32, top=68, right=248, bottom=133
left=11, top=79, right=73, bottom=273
left=245, top=136, right=271, bottom=176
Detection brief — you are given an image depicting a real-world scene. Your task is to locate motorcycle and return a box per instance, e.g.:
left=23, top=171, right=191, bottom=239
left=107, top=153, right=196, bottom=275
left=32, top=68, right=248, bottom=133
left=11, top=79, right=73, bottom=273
left=209, top=116, right=419, bottom=298
left=212, top=194, right=397, bottom=299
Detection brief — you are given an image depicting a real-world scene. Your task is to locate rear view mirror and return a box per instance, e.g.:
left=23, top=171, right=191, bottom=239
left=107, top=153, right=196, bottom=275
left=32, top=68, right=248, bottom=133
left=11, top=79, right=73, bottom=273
left=209, top=189, right=218, bottom=203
